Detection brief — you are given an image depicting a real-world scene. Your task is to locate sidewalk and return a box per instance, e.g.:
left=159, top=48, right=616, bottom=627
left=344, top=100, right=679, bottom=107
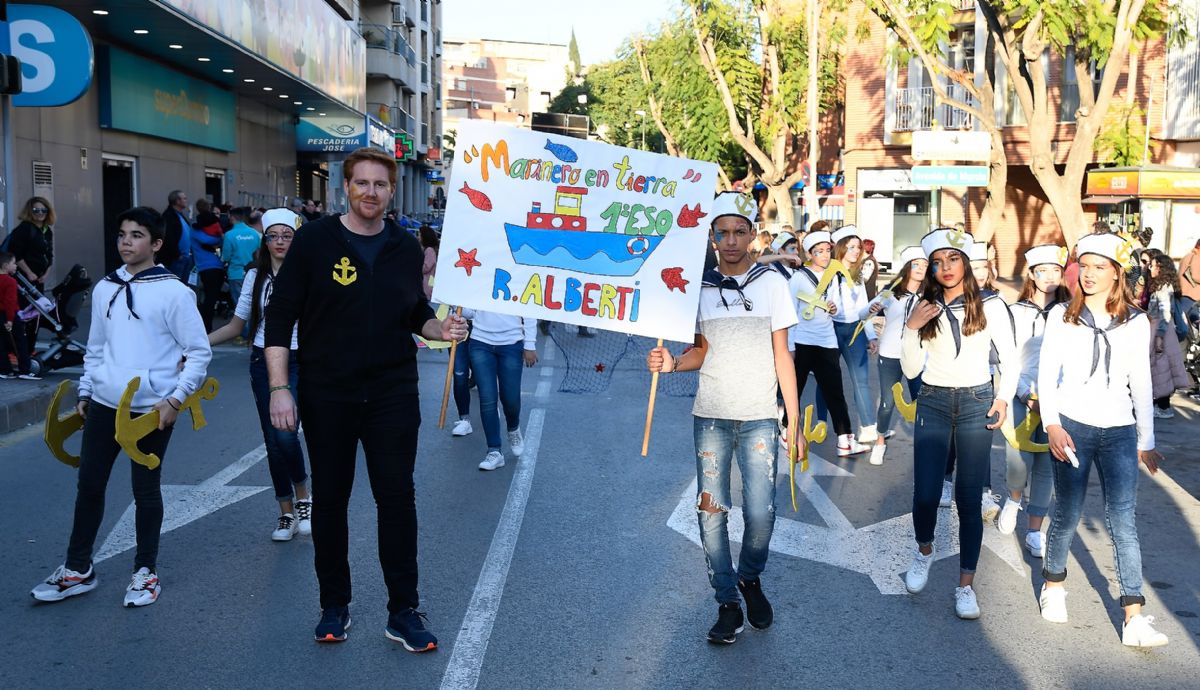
left=0, top=376, right=63, bottom=435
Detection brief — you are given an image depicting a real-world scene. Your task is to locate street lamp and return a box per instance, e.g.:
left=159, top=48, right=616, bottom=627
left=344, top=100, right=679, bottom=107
left=634, top=109, right=646, bottom=149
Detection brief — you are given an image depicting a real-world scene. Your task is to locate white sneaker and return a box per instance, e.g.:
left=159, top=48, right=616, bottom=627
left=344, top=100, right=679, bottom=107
left=1122, top=614, right=1169, bottom=648
left=1153, top=408, right=1175, bottom=419
left=31, top=564, right=97, bottom=602
left=508, top=428, right=525, bottom=457
left=1024, top=530, right=1046, bottom=558
left=868, top=443, right=885, bottom=466
left=997, top=498, right=1021, bottom=535
left=295, top=499, right=312, bottom=537
left=955, top=585, right=981, bottom=620
left=982, top=491, right=1001, bottom=523
left=836, top=434, right=869, bottom=457
left=857, top=424, right=879, bottom=444
left=1039, top=585, right=1068, bottom=623
left=479, top=450, right=506, bottom=471
left=123, top=567, right=161, bottom=608
left=905, top=546, right=935, bottom=594
left=452, top=418, right=473, bottom=436
left=939, top=480, right=953, bottom=508
left=272, top=513, right=297, bottom=542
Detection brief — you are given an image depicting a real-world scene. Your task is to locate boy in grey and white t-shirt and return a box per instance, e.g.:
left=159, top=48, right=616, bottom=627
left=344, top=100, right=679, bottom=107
left=646, top=192, right=801, bottom=645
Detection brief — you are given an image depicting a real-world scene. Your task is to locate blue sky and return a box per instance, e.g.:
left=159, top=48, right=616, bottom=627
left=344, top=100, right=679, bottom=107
left=442, top=0, right=680, bottom=65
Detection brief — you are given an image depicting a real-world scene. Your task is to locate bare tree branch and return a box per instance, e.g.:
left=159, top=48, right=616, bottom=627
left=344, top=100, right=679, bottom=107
left=634, top=38, right=682, bottom=157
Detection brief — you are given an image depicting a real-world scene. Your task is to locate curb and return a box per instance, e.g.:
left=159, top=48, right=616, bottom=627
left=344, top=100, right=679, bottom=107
left=0, top=381, right=58, bottom=436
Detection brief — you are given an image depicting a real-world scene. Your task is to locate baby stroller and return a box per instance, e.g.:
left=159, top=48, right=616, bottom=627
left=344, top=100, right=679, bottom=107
left=14, top=265, right=92, bottom=376
left=1184, top=305, right=1200, bottom=401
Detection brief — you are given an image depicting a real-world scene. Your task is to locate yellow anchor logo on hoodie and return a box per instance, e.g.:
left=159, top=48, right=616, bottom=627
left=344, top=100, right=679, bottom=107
left=332, top=257, right=357, bottom=286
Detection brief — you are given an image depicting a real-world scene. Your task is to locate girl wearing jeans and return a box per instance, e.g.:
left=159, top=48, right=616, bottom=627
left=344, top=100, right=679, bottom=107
left=829, top=225, right=879, bottom=442
left=463, top=309, right=537, bottom=471
left=860, top=246, right=926, bottom=466
left=997, top=245, right=1069, bottom=556
left=209, top=209, right=310, bottom=541
left=900, top=228, right=1017, bottom=620
left=1037, top=232, right=1169, bottom=648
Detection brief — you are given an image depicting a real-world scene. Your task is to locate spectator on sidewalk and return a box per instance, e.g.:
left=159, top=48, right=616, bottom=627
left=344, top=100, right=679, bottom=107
left=192, top=203, right=225, bottom=332
left=1146, top=252, right=1188, bottom=418
left=418, top=224, right=438, bottom=301
left=161, top=190, right=193, bottom=280
left=0, top=251, right=35, bottom=379
left=222, top=207, right=261, bottom=303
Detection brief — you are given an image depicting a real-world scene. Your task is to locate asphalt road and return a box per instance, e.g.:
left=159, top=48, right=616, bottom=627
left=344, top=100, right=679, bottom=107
left=2, top=334, right=1198, bottom=689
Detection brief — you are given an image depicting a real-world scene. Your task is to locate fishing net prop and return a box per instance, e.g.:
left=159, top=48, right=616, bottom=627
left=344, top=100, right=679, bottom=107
left=545, top=323, right=698, bottom=397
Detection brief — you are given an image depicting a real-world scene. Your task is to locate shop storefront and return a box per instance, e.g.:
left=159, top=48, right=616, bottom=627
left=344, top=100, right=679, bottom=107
left=1085, top=166, right=1200, bottom=257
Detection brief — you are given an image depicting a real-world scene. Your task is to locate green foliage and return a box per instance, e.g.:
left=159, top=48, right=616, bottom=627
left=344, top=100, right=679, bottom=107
left=997, top=0, right=1171, bottom=68
left=1095, top=102, right=1146, bottom=166
left=569, top=29, right=582, bottom=76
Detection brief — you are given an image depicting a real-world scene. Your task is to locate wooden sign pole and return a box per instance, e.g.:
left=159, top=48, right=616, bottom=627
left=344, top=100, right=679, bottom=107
left=640, top=338, right=664, bottom=457
left=438, top=307, right=464, bottom=430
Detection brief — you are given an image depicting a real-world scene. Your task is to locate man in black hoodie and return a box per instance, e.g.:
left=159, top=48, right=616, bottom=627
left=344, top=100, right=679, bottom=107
left=264, top=147, right=467, bottom=651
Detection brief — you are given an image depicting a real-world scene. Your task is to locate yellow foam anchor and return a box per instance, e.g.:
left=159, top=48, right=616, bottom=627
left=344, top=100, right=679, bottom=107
left=849, top=274, right=905, bottom=346
left=796, top=260, right=853, bottom=320
left=1001, top=409, right=1050, bottom=453
left=44, top=380, right=85, bottom=467
left=789, top=404, right=829, bottom=512
left=115, top=377, right=220, bottom=469
left=893, top=382, right=917, bottom=423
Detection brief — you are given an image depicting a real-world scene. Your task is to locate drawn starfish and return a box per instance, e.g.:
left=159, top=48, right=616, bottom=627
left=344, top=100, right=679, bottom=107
left=594, top=363, right=606, bottom=373
left=455, top=248, right=481, bottom=276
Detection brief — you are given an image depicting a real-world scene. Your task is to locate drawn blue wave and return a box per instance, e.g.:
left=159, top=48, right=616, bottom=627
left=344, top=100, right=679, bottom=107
left=505, top=225, right=662, bottom=276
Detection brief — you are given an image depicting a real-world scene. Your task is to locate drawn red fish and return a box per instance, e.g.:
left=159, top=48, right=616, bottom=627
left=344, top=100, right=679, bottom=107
left=661, top=267, right=689, bottom=293
left=459, top=182, right=493, bottom=212
left=677, top=203, right=707, bottom=228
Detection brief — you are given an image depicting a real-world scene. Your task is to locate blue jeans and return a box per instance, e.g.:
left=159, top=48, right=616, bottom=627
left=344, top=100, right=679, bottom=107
left=168, top=255, right=193, bottom=282
left=1003, top=400, right=1054, bottom=518
left=452, top=337, right=472, bottom=417
left=1043, top=417, right=1145, bottom=606
left=467, top=340, right=524, bottom=451
left=833, top=321, right=875, bottom=427
left=913, top=382, right=995, bottom=573
left=694, top=417, right=777, bottom=604
left=249, top=347, right=308, bottom=501
left=876, top=356, right=921, bottom=435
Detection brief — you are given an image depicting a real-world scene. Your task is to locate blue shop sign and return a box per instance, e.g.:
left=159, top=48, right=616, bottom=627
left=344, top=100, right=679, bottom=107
left=1, top=4, right=94, bottom=107
left=98, top=46, right=236, bottom=151
left=296, top=114, right=367, bottom=152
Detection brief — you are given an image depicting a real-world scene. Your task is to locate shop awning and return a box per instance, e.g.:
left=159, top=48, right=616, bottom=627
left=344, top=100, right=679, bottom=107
left=1082, top=195, right=1135, bottom=205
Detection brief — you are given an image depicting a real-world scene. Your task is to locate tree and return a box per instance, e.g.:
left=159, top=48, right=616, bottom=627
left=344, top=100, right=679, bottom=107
left=569, top=28, right=582, bottom=77
left=686, top=0, right=843, bottom=226
left=863, top=0, right=1009, bottom=241
left=978, top=0, right=1175, bottom=245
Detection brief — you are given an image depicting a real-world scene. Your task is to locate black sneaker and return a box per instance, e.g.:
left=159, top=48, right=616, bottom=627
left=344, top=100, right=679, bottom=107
left=314, top=606, right=351, bottom=643
left=737, top=578, right=774, bottom=630
left=385, top=608, right=438, bottom=652
left=707, top=602, right=744, bottom=644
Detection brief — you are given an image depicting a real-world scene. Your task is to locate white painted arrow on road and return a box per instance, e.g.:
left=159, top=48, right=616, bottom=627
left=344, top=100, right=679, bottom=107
left=667, top=450, right=1026, bottom=595
left=94, top=446, right=271, bottom=563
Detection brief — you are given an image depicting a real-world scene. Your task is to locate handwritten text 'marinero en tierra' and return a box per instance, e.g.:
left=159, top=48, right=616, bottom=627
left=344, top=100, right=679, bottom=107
left=154, top=89, right=211, bottom=126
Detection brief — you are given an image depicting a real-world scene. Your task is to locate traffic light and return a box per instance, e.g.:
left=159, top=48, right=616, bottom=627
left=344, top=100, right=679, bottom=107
left=0, top=55, right=21, bottom=95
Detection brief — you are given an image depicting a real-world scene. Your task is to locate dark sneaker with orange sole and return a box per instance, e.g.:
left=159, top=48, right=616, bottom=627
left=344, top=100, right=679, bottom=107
left=314, top=606, right=351, bottom=643
left=385, top=608, right=438, bottom=652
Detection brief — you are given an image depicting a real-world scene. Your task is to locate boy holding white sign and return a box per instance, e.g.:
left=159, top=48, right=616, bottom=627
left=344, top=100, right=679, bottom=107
left=646, top=192, right=802, bottom=644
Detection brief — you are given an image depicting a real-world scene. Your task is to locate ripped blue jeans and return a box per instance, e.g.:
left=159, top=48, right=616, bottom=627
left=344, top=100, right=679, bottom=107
left=694, top=416, right=778, bottom=605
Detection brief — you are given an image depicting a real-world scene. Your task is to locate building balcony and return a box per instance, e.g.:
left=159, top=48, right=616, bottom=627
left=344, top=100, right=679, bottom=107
left=363, top=22, right=418, bottom=88
left=890, top=85, right=975, bottom=132
left=368, top=102, right=416, bottom=135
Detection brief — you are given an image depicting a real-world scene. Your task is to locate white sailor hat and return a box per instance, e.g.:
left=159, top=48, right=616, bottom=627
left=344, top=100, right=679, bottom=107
left=710, top=191, right=758, bottom=226
left=830, top=224, right=860, bottom=245
left=1025, top=244, right=1068, bottom=269
left=920, top=227, right=972, bottom=258
left=803, top=230, right=833, bottom=253
left=899, top=246, right=925, bottom=265
left=1074, top=232, right=1134, bottom=268
left=968, top=241, right=989, bottom=262
left=770, top=233, right=797, bottom=252
left=261, top=208, right=304, bottom=232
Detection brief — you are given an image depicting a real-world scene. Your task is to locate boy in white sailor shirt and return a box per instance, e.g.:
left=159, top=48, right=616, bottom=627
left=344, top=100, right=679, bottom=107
left=31, top=206, right=211, bottom=608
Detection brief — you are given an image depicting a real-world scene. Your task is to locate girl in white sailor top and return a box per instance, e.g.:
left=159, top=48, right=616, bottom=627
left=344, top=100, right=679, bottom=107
left=31, top=207, right=211, bottom=608
left=789, top=230, right=868, bottom=457
left=900, top=228, right=1017, bottom=620
left=829, top=224, right=880, bottom=443
left=996, top=245, right=1070, bottom=556
left=1036, top=232, right=1169, bottom=648
left=859, top=246, right=926, bottom=466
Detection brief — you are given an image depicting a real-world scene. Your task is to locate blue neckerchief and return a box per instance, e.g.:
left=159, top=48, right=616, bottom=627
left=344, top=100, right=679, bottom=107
left=936, top=294, right=965, bottom=356
left=103, top=266, right=177, bottom=319
left=1078, top=305, right=1141, bottom=387
left=701, top=264, right=772, bottom=312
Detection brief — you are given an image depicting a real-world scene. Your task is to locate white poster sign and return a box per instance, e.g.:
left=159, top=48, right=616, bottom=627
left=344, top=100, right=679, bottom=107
left=911, top=130, right=991, bottom=162
left=433, top=121, right=719, bottom=343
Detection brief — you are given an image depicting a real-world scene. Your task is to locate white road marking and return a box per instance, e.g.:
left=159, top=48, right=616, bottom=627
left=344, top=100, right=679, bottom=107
left=440, top=408, right=545, bottom=690
left=539, top=367, right=553, bottom=378
left=543, top=345, right=556, bottom=362
left=95, top=445, right=270, bottom=563
left=535, top=380, right=551, bottom=399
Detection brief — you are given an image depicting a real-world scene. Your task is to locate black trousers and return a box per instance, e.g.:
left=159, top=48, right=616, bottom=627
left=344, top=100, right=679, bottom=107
left=299, top=394, right=422, bottom=614
left=198, top=268, right=225, bottom=333
left=793, top=344, right=854, bottom=436
left=66, top=403, right=173, bottom=572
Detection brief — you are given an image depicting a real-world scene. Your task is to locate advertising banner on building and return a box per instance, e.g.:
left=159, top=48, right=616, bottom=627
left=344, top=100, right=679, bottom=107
left=433, top=121, right=719, bottom=343
left=98, top=47, right=235, bottom=151
left=295, top=114, right=367, bottom=152
left=1, top=4, right=94, bottom=107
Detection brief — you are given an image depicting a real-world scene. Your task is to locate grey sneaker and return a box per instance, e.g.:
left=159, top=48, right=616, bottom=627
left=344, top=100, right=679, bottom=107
left=905, top=546, right=935, bottom=594
left=507, top=428, right=524, bottom=456
left=479, top=450, right=505, bottom=471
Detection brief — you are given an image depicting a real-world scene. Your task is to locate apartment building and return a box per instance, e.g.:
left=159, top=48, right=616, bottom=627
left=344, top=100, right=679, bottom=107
left=441, top=37, right=572, bottom=134
left=840, top=0, right=1200, bottom=274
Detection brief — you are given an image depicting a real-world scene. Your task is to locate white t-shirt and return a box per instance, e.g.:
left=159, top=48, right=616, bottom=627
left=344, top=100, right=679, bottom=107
left=900, top=293, right=1017, bottom=401
left=235, top=268, right=300, bottom=350
left=861, top=290, right=913, bottom=360
left=788, top=265, right=837, bottom=350
left=693, top=266, right=798, bottom=421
